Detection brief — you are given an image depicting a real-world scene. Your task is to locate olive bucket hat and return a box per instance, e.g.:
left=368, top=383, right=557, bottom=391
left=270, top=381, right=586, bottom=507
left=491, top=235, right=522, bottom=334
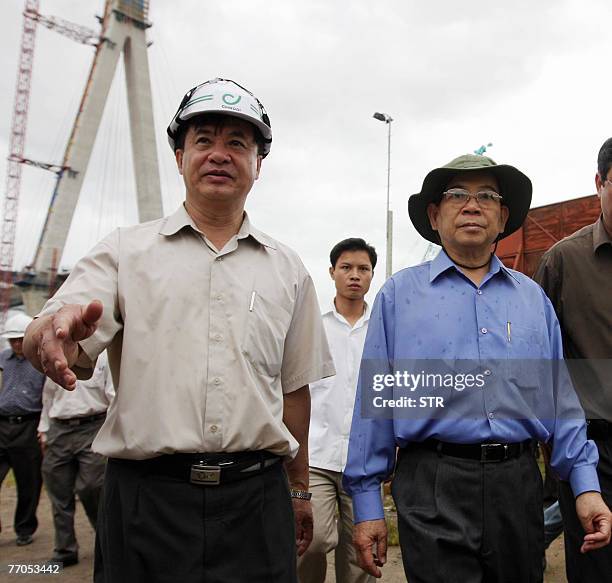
left=408, top=154, right=532, bottom=244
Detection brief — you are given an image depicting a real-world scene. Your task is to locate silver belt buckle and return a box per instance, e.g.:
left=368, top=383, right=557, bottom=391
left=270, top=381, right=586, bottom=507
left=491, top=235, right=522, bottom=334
left=190, top=464, right=221, bottom=485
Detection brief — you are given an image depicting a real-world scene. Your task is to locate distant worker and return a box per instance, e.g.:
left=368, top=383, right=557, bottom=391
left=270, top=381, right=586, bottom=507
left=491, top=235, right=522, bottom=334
left=344, top=154, right=612, bottom=582
left=23, top=78, right=334, bottom=583
left=0, top=312, right=45, bottom=546
left=38, top=350, right=114, bottom=567
left=534, top=137, right=612, bottom=581
left=298, top=238, right=377, bottom=583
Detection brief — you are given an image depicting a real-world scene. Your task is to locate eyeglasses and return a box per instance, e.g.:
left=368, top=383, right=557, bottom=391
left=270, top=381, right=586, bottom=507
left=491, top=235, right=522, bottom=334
left=441, top=188, right=503, bottom=207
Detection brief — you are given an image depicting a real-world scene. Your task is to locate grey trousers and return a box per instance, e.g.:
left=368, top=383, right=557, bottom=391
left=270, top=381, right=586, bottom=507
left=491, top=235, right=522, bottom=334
left=392, top=444, right=544, bottom=583
left=297, top=467, right=374, bottom=583
left=42, top=417, right=106, bottom=559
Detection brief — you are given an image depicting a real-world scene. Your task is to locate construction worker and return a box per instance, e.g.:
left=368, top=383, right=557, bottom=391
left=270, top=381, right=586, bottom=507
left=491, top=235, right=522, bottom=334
left=298, top=238, right=377, bottom=583
left=38, top=350, right=114, bottom=567
left=534, top=137, right=612, bottom=581
left=23, top=77, right=334, bottom=583
left=0, top=312, right=45, bottom=546
left=343, top=154, right=612, bottom=582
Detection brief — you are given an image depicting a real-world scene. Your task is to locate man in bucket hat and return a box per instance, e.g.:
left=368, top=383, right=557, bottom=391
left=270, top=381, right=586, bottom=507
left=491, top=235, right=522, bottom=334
left=24, top=78, right=334, bottom=582
left=343, top=154, right=612, bottom=582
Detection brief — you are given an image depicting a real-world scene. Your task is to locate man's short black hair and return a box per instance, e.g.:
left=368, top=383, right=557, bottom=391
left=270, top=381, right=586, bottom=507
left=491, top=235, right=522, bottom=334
left=174, top=113, right=266, bottom=156
left=597, top=137, right=612, bottom=180
left=330, top=238, right=377, bottom=269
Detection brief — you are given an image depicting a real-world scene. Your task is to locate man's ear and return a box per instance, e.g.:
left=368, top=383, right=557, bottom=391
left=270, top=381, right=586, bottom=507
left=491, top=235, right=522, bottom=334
left=255, top=156, right=262, bottom=180
left=329, top=265, right=335, bottom=280
left=499, top=205, right=510, bottom=233
left=426, top=202, right=440, bottom=231
left=175, top=149, right=184, bottom=175
left=596, top=173, right=604, bottom=197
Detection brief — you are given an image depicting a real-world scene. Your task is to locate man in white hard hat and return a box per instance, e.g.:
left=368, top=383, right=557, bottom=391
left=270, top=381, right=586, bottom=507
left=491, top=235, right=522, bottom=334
left=0, top=312, right=46, bottom=546
left=24, top=78, right=334, bottom=582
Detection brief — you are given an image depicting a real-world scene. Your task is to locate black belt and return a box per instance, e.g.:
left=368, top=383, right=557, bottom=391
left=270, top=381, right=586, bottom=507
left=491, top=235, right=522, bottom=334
left=0, top=413, right=40, bottom=425
left=53, top=412, right=106, bottom=427
left=110, top=450, right=282, bottom=486
left=587, top=419, right=612, bottom=441
left=415, top=438, right=534, bottom=463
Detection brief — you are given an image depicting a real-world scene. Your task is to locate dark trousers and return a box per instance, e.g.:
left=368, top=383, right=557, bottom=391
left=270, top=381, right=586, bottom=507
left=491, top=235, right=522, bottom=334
left=0, top=417, right=42, bottom=536
left=392, top=445, right=544, bottom=583
left=42, top=417, right=106, bottom=558
left=94, top=456, right=297, bottom=583
left=559, top=438, right=612, bottom=582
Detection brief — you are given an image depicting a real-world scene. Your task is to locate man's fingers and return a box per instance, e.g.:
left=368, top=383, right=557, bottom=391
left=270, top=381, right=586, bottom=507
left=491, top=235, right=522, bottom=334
left=82, top=299, right=104, bottom=327
left=376, top=532, right=388, bottom=566
left=356, top=542, right=382, bottom=578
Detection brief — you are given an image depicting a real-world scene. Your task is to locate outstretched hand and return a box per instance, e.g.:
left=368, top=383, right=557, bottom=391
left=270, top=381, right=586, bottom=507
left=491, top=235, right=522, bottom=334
left=24, top=300, right=103, bottom=390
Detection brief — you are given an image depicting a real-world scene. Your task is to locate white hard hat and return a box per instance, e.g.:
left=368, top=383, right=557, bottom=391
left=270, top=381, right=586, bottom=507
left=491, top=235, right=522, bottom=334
left=1, top=312, right=33, bottom=339
left=167, top=78, right=272, bottom=157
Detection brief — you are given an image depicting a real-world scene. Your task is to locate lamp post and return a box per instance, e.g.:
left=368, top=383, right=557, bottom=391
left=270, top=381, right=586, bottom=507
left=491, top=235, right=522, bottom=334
left=373, top=112, right=393, bottom=278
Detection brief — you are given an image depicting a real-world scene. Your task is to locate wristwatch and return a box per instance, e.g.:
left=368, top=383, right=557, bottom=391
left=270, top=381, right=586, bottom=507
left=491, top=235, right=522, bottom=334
left=290, top=488, right=312, bottom=500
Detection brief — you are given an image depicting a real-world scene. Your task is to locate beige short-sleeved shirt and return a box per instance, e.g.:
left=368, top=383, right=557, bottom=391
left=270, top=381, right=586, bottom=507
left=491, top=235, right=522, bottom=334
left=39, top=205, right=335, bottom=460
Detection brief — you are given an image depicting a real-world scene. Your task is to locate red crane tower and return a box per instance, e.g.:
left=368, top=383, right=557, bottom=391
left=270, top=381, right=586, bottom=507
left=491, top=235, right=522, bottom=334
left=1, top=1, right=102, bottom=322
left=0, top=0, right=40, bottom=323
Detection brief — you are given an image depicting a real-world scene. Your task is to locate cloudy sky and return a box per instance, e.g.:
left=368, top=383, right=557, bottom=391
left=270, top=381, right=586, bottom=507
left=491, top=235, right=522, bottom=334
left=0, top=0, right=610, bottom=307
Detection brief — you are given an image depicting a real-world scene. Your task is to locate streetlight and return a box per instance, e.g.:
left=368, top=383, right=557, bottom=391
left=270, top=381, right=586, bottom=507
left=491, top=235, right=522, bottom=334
left=373, top=112, right=393, bottom=278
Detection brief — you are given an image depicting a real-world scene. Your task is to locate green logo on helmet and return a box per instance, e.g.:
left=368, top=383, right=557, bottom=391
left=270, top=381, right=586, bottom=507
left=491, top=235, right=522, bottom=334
left=222, top=93, right=241, bottom=105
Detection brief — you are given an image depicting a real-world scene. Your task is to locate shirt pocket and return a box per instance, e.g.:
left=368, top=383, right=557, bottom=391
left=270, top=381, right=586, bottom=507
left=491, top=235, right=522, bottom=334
left=506, top=324, right=546, bottom=391
left=242, top=289, right=293, bottom=378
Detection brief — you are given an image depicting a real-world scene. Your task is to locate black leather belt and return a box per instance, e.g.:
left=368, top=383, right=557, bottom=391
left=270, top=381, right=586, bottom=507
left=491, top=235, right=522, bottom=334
left=416, top=438, right=534, bottom=463
left=587, top=419, right=612, bottom=441
left=54, top=412, right=106, bottom=427
left=110, top=450, right=282, bottom=486
left=0, top=413, right=40, bottom=424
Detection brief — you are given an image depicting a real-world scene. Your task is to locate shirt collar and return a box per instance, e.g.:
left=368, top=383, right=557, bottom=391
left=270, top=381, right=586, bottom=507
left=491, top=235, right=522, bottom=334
left=159, top=204, right=276, bottom=250
left=593, top=215, right=612, bottom=252
left=429, top=249, right=520, bottom=285
left=325, top=300, right=370, bottom=327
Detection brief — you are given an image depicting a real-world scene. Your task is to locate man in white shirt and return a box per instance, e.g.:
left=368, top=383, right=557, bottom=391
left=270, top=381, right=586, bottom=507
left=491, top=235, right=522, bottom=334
left=298, top=238, right=377, bottom=583
left=38, top=351, right=114, bottom=567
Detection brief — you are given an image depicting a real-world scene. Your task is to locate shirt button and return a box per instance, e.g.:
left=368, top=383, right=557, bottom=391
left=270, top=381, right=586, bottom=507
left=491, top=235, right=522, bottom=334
left=476, top=290, right=483, bottom=295
left=214, top=334, right=222, bottom=342
left=488, top=412, right=495, bottom=419
left=213, top=377, right=221, bottom=385
left=210, top=425, right=218, bottom=433
left=481, top=327, right=488, bottom=334
left=484, top=369, right=492, bottom=376
left=216, top=294, right=223, bottom=301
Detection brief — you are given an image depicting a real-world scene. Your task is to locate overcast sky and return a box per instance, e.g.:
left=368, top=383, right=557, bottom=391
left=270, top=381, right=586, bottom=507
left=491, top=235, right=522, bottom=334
left=1, top=0, right=610, bottom=307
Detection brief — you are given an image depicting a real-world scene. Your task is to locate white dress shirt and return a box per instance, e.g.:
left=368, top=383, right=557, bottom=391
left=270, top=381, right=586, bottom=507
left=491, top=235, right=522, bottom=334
left=38, top=351, right=115, bottom=433
left=309, top=302, right=370, bottom=473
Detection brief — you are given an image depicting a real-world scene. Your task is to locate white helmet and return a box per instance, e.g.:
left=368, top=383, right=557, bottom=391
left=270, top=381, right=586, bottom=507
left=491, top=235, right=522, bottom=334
left=167, top=78, right=272, bottom=157
left=1, top=312, right=33, bottom=339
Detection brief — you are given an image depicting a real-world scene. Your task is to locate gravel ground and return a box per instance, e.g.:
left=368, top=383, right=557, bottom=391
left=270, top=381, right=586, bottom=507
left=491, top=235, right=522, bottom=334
left=1, top=481, right=568, bottom=582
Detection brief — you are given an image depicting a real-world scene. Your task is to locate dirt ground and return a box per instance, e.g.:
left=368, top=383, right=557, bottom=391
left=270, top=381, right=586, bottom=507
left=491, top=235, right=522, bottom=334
left=1, top=481, right=568, bottom=582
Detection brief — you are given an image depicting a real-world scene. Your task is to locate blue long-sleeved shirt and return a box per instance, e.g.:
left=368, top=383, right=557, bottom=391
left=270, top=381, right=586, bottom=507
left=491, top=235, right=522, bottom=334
left=343, top=251, right=600, bottom=523
left=0, top=348, right=45, bottom=415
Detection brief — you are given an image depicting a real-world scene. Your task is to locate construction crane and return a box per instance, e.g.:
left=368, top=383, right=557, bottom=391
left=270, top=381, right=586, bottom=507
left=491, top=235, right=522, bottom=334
left=0, top=1, right=102, bottom=323
left=0, top=0, right=40, bottom=324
